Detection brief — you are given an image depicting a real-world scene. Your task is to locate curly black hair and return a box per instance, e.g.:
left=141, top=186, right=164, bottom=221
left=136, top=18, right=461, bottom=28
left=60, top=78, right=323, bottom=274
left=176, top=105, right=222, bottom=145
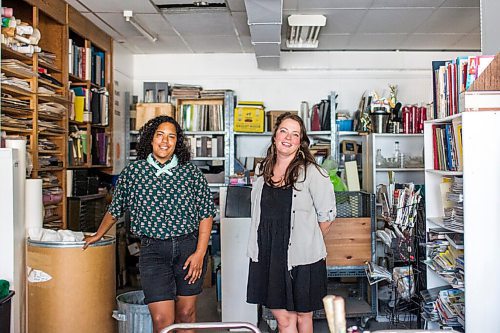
left=136, top=115, right=191, bottom=164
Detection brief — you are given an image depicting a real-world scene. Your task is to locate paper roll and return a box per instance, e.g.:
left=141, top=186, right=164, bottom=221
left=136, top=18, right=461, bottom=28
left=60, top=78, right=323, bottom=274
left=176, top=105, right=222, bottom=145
left=25, top=179, right=43, bottom=234
left=66, top=170, right=73, bottom=197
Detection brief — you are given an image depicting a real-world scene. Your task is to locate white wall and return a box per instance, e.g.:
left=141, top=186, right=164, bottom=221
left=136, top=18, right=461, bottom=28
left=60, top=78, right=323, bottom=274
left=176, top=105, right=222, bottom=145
left=133, top=51, right=475, bottom=113
left=112, top=42, right=134, bottom=174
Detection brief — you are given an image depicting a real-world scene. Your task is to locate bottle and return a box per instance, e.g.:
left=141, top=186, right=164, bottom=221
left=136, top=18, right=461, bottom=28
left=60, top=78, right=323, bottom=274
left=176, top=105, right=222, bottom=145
left=376, top=149, right=383, bottom=167
left=393, top=141, right=400, bottom=165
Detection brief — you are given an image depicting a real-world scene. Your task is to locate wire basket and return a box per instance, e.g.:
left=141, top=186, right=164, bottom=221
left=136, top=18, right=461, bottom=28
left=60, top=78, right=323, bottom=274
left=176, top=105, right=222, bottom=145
left=335, top=191, right=372, bottom=218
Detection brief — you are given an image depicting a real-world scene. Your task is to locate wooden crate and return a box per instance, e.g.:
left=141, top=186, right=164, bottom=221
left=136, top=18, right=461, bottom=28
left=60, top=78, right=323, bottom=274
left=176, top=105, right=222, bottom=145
left=325, top=217, right=371, bottom=266
left=135, top=103, right=175, bottom=130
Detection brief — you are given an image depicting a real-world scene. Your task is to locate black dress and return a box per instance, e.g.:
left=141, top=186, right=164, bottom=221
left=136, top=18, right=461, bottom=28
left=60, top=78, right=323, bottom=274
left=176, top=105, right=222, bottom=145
left=247, top=183, right=327, bottom=313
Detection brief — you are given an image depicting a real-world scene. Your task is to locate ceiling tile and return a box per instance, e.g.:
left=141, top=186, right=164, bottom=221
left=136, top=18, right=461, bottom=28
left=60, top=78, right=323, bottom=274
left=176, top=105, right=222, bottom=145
left=232, top=12, right=251, bottom=37
left=227, top=0, right=246, bottom=12
left=165, top=12, right=237, bottom=36
left=135, top=14, right=177, bottom=36
left=401, top=33, right=466, bottom=50
left=81, top=0, right=158, bottom=13
left=371, top=0, right=445, bottom=8
left=452, top=33, right=481, bottom=50
left=125, top=35, right=191, bottom=54
left=82, top=12, right=127, bottom=40
left=90, top=12, right=142, bottom=38
left=283, top=0, right=298, bottom=10
left=184, top=35, right=243, bottom=53
left=298, top=0, right=373, bottom=9
left=416, top=8, right=479, bottom=33
left=348, top=33, right=408, bottom=50
left=315, top=34, right=352, bottom=50
left=66, top=0, right=90, bottom=12
left=357, top=8, right=435, bottom=33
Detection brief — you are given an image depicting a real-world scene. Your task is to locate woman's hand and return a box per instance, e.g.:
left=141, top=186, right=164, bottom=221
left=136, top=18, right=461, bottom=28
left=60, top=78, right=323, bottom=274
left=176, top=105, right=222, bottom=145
left=183, top=251, right=205, bottom=284
left=82, top=234, right=101, bottom=250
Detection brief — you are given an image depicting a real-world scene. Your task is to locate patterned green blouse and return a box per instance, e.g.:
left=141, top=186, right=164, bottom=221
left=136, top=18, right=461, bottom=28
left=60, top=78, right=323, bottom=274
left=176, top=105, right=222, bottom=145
left=108, top=158, right=216, bottom=238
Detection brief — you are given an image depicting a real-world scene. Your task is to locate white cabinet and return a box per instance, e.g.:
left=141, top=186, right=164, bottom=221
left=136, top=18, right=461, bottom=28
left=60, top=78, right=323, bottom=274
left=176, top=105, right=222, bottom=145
left=363, top=133, right=425, bottom=193
left=424, top=91, right=500, bottom=331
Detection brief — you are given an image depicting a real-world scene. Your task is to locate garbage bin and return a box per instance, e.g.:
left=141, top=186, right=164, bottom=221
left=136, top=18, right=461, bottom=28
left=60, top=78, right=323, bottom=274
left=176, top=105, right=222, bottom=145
left=0, top=291, right=15, bottom=333
left=27, top=236, right=116, bottom=333
left=113, top=290, right=153, bottom=333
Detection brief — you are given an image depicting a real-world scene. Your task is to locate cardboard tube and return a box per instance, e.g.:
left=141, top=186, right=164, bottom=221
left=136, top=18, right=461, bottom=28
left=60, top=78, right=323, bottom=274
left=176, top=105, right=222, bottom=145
left=323, top=295, right=346, bottom=333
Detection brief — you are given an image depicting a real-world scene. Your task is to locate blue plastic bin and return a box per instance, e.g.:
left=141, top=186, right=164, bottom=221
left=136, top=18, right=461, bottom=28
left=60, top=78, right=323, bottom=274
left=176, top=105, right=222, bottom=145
left=336, top=119, right=354, bottom=131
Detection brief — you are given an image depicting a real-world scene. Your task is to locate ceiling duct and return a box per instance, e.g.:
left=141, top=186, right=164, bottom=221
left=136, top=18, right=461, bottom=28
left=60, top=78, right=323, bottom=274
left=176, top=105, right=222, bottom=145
left=244, top=0, right=282, bottom=70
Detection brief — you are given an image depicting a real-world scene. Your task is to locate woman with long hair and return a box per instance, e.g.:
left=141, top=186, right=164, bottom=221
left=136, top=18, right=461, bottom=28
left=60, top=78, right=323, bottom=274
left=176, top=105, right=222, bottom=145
left=247, top=112, right=337, bottom=333
left=84, top=115, right=215, bottom=333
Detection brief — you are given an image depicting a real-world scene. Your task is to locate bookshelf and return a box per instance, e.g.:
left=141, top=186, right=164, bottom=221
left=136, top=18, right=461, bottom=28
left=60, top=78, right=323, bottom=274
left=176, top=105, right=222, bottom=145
left=1, top=0, right=113, bottom=229
left=176, top=91, right=234, bottom=187
left=424, top=89, right=500, bottom=331
left=1, top=0, right=69, bottom=229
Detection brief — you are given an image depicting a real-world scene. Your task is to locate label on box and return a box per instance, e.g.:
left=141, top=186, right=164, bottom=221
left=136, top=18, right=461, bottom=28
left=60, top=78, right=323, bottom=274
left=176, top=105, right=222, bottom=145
left=27, top=267, right=52, bottom=283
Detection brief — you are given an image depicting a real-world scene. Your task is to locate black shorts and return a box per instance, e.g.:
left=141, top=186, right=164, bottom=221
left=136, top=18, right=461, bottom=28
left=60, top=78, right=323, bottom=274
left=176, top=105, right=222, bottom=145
left=139, top=232, right=208, bottom=304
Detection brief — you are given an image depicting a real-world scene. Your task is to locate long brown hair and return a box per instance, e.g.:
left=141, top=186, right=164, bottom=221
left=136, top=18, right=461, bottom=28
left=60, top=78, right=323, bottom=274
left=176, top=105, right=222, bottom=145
left=257, top=112, right=321, bottom=188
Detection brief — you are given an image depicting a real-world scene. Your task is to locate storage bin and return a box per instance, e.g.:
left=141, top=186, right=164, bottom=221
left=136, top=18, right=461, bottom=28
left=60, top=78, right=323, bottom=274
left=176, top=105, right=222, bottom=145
left=266, top=110, right=297, bottom=131
left=0, top=291, right=14, bottom=333
left=113, top=290, right=152, bottom=333
left=336, top=119, right=354, bottom=131
left=234, top=107, right=265, bottom=133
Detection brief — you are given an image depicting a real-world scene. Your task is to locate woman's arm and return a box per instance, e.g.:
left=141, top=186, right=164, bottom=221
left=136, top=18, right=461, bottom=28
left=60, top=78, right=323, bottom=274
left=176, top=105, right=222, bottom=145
left=183, top=216, right=213, bottom=284
left=83, top=212, right=117, bottom=249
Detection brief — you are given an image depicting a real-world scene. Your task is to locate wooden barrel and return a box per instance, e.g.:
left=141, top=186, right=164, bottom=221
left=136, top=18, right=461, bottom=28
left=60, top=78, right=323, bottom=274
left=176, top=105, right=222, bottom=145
left=27, top=236, right=116, bottom=333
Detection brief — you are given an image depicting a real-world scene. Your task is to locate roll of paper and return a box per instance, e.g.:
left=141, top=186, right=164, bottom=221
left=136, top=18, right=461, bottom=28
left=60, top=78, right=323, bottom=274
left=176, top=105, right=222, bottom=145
left=66, top=170, right=73, bottom=197
left=25, top=179, right=43, bottom=234
left=6, top=138, right=27, bottom=232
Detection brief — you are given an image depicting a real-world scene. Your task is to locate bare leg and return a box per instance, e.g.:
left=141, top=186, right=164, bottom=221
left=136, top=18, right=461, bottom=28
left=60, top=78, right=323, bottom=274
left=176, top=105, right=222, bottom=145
left=271, top=309, right=298, bottom=333
left=296, top=312, right=313, bottom=333
left=175, top=295, right=198, bottom=333
left=148, top=300, right=175, bottom=333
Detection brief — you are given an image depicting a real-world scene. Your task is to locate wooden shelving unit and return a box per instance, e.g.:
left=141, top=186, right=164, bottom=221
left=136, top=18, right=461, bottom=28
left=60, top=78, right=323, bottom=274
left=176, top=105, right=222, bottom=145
left=1, top=0, right=113, bottom=229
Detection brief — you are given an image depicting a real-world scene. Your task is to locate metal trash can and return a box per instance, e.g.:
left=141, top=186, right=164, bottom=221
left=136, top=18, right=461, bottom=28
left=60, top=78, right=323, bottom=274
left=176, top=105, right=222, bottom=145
left=113, top=290, right=153, bottom=333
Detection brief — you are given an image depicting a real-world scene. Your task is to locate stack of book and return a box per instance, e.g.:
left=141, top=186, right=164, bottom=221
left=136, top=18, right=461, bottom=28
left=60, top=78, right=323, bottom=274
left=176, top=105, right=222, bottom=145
left=179, top=104, right=224, bottom=131
left=199, top=89, right=227, bottom=98
left=436, top=289, right=465, bottom=329
left=171, top=84, right=201, bottom=99
left=420, top=285, right=452, bottom=323
left=443, top=177, right=464, bottom=231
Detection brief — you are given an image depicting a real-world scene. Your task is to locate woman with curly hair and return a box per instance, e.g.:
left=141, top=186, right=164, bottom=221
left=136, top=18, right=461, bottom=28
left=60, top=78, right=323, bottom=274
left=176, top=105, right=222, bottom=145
left=84, top=115, right=215, bottom=333
left=247, top=112, right=336, bottom=333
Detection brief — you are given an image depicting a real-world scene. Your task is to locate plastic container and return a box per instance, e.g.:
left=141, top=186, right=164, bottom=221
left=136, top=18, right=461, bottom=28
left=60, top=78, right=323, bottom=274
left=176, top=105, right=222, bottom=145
left=27, top=236, right=116, bottom=333
left=336, top=119, right=353, bottom=132
left=0, top=291, right=15, bottom=333
left=113, top=290, right=153, bottom=333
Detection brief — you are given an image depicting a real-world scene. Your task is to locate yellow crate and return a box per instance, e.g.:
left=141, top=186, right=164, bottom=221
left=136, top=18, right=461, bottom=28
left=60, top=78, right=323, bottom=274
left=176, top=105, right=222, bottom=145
left=234, top=107, right=265, bottom=133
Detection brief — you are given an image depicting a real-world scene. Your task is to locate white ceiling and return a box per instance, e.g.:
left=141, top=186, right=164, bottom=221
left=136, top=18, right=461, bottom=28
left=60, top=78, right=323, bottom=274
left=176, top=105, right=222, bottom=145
left=66, top=0, right=481, bottom=54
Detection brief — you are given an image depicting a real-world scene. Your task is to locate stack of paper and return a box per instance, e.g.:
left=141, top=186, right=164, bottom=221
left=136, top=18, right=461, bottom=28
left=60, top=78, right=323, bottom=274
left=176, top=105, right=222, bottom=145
left=443, top=177, right=463, bottom=231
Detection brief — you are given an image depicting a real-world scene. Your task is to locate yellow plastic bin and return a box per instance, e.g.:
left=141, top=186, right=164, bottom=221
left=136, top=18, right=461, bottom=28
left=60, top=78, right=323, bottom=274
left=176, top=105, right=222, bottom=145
left=27, top=236, right=116, bottom=333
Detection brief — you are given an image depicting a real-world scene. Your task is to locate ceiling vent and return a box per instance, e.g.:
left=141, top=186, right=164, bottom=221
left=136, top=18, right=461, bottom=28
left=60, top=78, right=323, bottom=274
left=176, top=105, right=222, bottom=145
left=286, top=14, right=326, bottom=49
left=157, top=1, right=228, bottom=14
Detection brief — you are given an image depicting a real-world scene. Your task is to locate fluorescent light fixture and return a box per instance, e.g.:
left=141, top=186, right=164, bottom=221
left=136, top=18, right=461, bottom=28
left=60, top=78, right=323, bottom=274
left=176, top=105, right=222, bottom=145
left=123, top=10, right=158, bottom=43
left=286, top=14, right=326, bottom=49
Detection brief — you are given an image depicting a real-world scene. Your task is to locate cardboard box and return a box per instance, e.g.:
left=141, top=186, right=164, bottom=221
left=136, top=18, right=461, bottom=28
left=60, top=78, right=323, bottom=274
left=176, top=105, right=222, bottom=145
left=267, top=110, right=298, bottom=131
left=135, top=103, right=175, bottom=130
left=324, top=217, right=371, bottom=266
left=234, top=107, right=265, bottom=133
